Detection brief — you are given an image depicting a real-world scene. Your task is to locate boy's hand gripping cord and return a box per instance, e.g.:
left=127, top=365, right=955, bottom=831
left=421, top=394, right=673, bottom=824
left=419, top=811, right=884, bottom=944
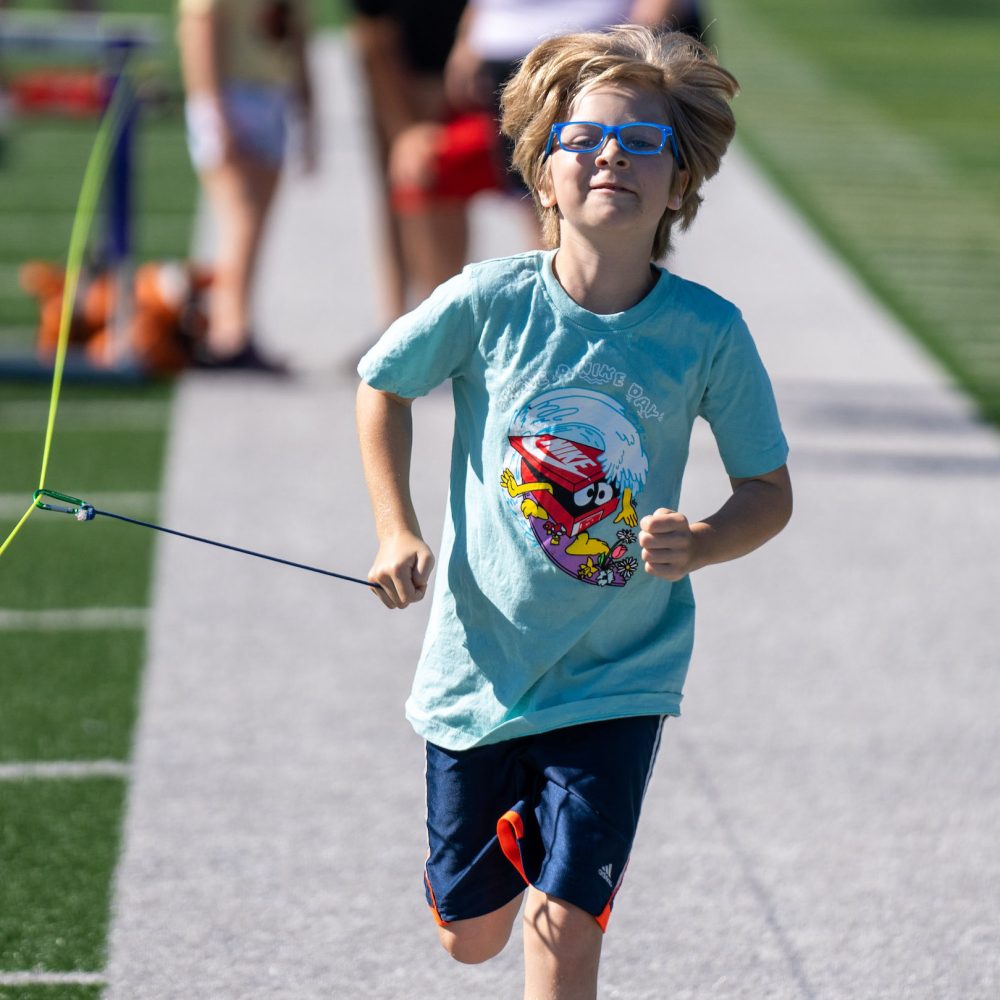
left=31, top=490, right=379, bottom=589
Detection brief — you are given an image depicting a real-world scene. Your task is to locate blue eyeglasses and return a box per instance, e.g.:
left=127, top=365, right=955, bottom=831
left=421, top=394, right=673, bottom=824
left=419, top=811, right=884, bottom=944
left=544, top=121, right=683, bottom=164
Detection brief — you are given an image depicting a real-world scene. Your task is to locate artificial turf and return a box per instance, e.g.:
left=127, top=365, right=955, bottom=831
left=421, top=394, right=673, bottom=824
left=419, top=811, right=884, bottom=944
left=0, top=631, right=143, bottom=762
left=710, top=0, right=1000, bottom=424
left=0, top=4, right=194, bottom=985
left=0, top=780, right=126, bottom=972
left=0, top=520, right=156, bottom=611
left=0, top=390, right=167, bottom=614
left=1, top=428, right=167, bottom=493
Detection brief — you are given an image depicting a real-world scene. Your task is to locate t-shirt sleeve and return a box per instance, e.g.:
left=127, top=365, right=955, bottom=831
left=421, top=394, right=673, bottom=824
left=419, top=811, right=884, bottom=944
left=697, top=311, right=789, bottom=478
left=357, top=269, right=479, bottom=398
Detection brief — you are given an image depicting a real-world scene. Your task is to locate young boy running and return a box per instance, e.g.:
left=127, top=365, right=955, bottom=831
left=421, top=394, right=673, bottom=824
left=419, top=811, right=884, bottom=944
left=356, top=25, right=792, bottom=998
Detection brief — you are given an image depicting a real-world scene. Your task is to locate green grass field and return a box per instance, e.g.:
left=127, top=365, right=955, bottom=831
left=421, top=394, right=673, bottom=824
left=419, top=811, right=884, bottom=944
left=709, top=0, right=1000, bottom=423
left=1, top=1, right=996, bottom=996
left=0, top=4, right=193, bottom=996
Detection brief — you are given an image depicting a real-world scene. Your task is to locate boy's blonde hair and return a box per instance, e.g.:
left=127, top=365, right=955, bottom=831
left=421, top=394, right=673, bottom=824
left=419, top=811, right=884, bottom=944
left=500, top=25, right=739, bottom=260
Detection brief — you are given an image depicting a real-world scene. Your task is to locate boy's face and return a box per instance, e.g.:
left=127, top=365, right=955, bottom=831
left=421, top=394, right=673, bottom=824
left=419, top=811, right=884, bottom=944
left=537, top=82, right=688, bottom=253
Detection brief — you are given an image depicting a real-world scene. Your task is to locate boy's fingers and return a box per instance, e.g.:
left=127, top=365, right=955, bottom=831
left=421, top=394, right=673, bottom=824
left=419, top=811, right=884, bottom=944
left=640, top=507, right=681, bottom=531
left=413, top=550, right=436, bottom=588
left=640, top=532, right=673, bottom=551
left=643, top=548, right=686, bottom=567
left=391, top=567, right=419, bottom=607
left=369, top=545, right=435, bottom=609
left=371, top=581, right=399, bottom=608
left=641, top=534, right=690, bottom=554
left=369, top=563, right=408, bottom=609
left=640, top=510, right=690, bottom=547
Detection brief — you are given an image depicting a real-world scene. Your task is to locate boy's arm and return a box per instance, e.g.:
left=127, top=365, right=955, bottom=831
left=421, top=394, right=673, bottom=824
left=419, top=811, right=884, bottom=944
left=356, top=381, right=435, bottom=609
left=639, top=464, right=792, bottom=581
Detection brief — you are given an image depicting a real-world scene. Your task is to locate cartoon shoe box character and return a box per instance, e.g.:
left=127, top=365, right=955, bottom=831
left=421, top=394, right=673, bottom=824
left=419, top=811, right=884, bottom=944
left=509, top=434, right=619, bottom=537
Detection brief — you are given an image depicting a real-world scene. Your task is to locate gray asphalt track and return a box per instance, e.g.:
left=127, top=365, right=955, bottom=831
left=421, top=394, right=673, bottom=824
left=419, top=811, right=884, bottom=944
left=104, top=34, right=1000, bottom=1000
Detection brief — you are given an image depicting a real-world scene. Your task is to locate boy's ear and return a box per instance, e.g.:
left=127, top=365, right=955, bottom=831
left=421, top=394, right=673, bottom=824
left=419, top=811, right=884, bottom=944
left=667, top=170, right=690, bottom=212
left=537, top=167, right=557, bottom=209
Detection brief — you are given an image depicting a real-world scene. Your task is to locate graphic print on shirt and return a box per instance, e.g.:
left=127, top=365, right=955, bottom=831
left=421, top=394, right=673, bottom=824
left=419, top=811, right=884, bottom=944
left=500, top=387, right=648, bottom=587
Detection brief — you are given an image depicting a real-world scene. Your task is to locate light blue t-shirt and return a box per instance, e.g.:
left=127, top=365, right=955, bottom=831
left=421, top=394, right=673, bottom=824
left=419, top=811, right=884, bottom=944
left=359, top=250, right=788, bottom=750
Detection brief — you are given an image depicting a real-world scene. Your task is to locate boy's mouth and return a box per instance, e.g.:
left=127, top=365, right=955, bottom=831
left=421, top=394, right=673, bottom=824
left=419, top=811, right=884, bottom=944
left=590, top=181, right=635, bottom=195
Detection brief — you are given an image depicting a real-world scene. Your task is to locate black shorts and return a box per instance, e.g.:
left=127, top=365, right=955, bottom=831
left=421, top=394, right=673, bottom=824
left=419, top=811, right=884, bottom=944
left=424, top=715, right=666, bottom=931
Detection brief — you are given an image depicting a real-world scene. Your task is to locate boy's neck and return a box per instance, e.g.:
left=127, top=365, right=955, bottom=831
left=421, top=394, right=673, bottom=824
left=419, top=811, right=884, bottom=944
left=552, top=238, right=658, bottom=315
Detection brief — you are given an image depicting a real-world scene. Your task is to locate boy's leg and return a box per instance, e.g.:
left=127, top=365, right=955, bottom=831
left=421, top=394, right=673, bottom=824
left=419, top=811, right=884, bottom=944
left=436, top=891, right=524, bottom=964
left=522, top=888, right=602, bottom=1000
left=424, top=738, right=530, bottom=962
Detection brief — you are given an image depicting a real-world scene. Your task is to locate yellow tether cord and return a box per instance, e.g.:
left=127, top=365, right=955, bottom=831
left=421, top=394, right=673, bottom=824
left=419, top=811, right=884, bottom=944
left=0, top=84, right=130, bottom=560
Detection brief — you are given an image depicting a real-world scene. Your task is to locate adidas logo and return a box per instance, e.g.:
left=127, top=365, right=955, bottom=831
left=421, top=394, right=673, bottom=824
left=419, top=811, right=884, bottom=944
left=597, top=863, right=614, bottom=888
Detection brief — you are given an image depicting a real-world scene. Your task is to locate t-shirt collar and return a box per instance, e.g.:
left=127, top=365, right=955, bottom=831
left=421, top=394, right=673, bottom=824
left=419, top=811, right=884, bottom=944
left=538, top=248, right=674, bottom=333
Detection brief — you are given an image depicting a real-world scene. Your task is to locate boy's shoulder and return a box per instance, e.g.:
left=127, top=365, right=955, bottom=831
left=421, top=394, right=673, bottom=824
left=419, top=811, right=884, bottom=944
left=659, top=267, right=742, bottom=328
left=461, top=250, right=546, bottom=296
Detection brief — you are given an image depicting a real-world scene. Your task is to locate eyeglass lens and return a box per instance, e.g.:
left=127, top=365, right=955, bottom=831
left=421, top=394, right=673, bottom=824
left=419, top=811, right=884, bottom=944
left=558, top=123, right=666, bottom=153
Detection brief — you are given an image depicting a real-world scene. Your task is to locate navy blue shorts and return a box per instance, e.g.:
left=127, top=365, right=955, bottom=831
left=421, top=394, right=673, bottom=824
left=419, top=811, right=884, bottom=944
left=424, top=715, right=665, bottom=932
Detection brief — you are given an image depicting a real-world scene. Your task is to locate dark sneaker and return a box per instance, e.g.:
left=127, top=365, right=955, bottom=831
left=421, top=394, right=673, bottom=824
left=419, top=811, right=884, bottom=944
left=195, top=342, right=290, bottom=375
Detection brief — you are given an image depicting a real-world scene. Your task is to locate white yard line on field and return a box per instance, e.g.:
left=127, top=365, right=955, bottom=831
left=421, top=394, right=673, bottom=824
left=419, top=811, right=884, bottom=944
left=0, top=491, right=159, bottom=519
left=0, top=972, right=106, bottom=986
left=0, top=760, right=130, bottom=781
left=0, top=398, right=171, bottom=430
left=0, top=607, right=148, bottom=630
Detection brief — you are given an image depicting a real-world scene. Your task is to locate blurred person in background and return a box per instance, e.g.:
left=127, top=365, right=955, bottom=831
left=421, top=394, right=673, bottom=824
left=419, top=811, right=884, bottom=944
left=178, top=0, right=316, bottom=372
left=348, top=0, right=467, bottom=326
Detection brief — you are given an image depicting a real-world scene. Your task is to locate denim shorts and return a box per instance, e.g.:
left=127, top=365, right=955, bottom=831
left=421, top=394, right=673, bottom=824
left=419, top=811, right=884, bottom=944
left=424, top=715, right=665, bottom=932
left=185, top=84, right=289, bottom=171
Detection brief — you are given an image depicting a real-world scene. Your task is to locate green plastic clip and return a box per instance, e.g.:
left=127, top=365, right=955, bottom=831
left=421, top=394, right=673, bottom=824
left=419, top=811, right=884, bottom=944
left=33, top=489, right=96, bottom=521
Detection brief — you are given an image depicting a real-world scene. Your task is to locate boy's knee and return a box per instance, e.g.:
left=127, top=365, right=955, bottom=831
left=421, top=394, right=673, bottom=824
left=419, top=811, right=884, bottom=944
left=523, top=891, right=603, bottom=957
left=435, top=896, right=523, bottom=964
left=437, top=926, right=509, bottom=965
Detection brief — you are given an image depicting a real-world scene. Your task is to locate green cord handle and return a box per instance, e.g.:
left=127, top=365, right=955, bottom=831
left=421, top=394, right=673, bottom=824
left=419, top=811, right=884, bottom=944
left=33, top=489, right=96, bottom=520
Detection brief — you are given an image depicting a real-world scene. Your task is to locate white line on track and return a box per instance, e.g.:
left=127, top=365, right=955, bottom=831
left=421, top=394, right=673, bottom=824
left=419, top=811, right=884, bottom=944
left=0, top=972, right=107, bottom=986
left=0, top=607, right=148, bottom=630
left=0, top=760, right=130, bottom=781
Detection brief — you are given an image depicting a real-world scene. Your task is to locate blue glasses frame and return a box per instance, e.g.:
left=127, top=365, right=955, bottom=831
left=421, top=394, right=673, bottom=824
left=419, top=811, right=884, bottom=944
left=543, top=121, right=682, bottom=164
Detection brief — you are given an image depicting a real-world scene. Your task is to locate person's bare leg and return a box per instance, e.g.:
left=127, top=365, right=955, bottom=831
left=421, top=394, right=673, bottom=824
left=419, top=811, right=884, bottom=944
left=240, top=158, right=281, bottom=339
left=378, top=177, right=408, bottom=322
left=351, top=15, right=449, bottom=325
left=366, top=120, right=407, bottom=324
left=399, top=201, right=469, bottom=302
left=436, top=891, right=524, bottom=965
left=200, top=158, right=280, bottom=356
left=522, top=889, right=603, bottom=1000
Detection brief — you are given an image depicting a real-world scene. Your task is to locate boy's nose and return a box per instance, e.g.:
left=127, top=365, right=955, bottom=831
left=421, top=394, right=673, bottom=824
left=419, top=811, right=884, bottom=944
left=595, top=137, right=629, bottom=166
